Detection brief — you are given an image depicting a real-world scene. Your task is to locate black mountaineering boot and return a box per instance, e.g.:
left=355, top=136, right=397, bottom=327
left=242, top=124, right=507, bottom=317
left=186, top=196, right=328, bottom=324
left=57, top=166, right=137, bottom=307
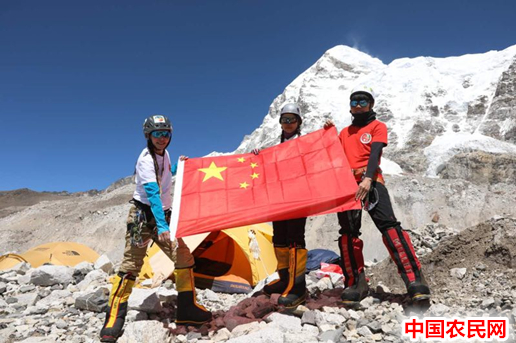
left=407, top=271, right=431, bottom=301
left=175, top=268, right=212, bottom=325
left=341, top=272, right=369, bottom=305
left=263, top=246, right=289, bottom=296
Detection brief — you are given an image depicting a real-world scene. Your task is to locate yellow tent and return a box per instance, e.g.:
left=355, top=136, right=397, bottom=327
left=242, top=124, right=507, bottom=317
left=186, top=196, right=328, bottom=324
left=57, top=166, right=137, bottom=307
left=139, top=223, right=276, bottom=293
left=0, top=254, right=27, bottom=271
left=0, top=242, right=100, bottom=270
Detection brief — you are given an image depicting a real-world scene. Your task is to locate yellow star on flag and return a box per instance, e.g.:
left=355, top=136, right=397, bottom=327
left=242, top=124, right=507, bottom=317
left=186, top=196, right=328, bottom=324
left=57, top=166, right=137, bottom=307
left=251, top=173, right=259, bottom=179
left=237, top=157, right=245, bottom=163
left=240, top=182, right=249, bottom=189
left=250, top=162, right=258, bottom=168
left=198, top=162, right=227, bottom=182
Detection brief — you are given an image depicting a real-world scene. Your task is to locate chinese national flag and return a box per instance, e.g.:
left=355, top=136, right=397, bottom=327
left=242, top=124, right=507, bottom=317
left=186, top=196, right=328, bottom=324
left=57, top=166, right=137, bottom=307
left=170, top=127, right=360, bottom=238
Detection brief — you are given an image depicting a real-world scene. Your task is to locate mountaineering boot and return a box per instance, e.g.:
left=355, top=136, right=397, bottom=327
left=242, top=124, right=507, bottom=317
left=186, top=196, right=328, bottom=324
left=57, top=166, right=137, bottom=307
left=338, top=235, right=369, bottom=305
left=175, top=267, right=212, bottom=325
left=407, top=271, right=431, bottom=301
left=382, top=226, right=431, bottom=301
left=263, top=246, right=290, bottom=296
left=278, top=247, right=307, bottom=309
left=341, top=272, right=369, bottom=305
left=100, top=272, right=135, bottom=342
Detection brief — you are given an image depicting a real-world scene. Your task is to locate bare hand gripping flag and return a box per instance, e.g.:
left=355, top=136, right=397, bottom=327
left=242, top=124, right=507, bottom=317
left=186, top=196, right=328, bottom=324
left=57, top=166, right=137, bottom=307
left=170, top=127, right=360, bottom=238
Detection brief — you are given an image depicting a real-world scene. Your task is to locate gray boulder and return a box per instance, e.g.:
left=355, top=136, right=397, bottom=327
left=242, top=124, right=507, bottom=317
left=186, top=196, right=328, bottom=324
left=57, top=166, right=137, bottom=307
left=128, top=288, right=162, bottom=313
left=30, top=265, right=74, bottom=286
left=77, top=269, right=108, bottom=292
left=94, top=254, right=114, bottom=274
left=75, top=288, right=109, bottom=313
left=117, top=320, right=170, bottom=343
left=13, top=292, right=39, bottom=307
left=38, top=289, right=72, bottom=307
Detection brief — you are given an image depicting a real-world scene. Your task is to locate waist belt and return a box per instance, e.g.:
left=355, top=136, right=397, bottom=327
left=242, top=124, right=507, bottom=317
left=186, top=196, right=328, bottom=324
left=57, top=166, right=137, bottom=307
left=351, top=167, right=385, bottom=185
left=130, top=198, right=153, bottom=220
left=130, top=199, right=172, bottom=223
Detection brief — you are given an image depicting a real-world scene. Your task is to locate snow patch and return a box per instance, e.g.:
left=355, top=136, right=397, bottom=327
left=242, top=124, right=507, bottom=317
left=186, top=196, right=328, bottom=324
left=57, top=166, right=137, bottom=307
left=381, top=158, right=403, bottom=176
left=424, top=132, right=516, bottom=177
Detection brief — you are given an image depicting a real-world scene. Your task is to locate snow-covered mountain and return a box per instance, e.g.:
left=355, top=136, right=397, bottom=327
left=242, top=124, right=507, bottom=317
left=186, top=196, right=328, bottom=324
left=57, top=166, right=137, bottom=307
left=234, top=45, right=516, bottom=179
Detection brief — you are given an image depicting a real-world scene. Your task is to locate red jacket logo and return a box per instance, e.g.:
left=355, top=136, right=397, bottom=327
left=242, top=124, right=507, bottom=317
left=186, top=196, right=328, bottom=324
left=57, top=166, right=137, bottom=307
left=360, top=133, right=372, bottom=144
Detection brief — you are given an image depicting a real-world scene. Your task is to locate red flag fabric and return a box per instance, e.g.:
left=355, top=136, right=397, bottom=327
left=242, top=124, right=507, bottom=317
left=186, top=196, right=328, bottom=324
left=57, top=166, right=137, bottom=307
left=170, top=127, right=361, bottom=238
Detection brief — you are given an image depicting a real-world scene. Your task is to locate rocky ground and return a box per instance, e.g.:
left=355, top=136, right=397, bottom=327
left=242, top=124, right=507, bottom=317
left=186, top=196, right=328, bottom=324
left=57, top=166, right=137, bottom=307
left=1, top=216, right=515, bottom=343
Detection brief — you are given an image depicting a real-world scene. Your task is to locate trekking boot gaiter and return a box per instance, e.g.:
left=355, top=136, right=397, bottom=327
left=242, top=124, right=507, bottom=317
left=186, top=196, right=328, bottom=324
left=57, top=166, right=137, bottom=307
left=100, top=272, right=135, bottom=342
left=278, top=247, right=307, bottom=309
left=382, top=226, right=430, bottom=301
left=338, top=235, right=369, bottom=305
left=263, top=246, right=290, bottom=296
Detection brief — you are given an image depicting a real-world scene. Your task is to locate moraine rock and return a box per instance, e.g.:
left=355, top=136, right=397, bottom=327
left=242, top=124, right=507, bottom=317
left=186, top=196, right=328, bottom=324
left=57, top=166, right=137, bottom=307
left=212, top=327, right=232, bottom=341
left=156, top=286, right=177, bottom=303
left=76, top=268, right=108, bottom=292
left=30, top=265, right=74, bottom=286
left=13, top=292, right=39, bottom=307
left=318, top=327, right=344, bottom=343
left=265, top=312, right=302, bottom=333
left=128, top=288, right=162, bottom=313
left=126, top=309, right=149, bottom=322
left=227, top=327, right=284, bottom=343
left=75, top=287, right=109, bottom=312
left=301, top=310, right=317, bottom=326
left=38, top=289, right=71, bottom=307
left=231, top=321, right=265, bottom=338
left=8, top=262, right=31, bottom=275
left=117, top=320, right=170, bottom=343
left=94, top=254, right=114, bottom=275
left=450, top=267, right=467, bottom=279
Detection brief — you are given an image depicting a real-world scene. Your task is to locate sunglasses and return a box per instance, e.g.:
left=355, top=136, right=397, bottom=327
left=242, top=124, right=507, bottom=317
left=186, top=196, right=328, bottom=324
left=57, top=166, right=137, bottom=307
left=151, top=131, right=171, bottom=138
left=350, top=99, right=370, bottom=107
left=280, top=117, right=298, bottom=124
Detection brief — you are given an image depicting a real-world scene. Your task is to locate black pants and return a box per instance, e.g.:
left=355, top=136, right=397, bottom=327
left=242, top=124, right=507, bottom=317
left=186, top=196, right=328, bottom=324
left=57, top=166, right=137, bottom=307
left=272, top=217, right=307, bottom=248
left=337, top=182, right=400, bottom=237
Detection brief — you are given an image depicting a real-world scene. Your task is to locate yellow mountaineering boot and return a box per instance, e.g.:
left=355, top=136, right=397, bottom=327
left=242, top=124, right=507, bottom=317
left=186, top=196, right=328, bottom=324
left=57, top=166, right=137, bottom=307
left=263, top=246, right=290, bottom=296
left=100, top=272, right=135, bottom=342
left=278, top=247, right=308, bottom=309
left=175, top=267, right=212, bottom=325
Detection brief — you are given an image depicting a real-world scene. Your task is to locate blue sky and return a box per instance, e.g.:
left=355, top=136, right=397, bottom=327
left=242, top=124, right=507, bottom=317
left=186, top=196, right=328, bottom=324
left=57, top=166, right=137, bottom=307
left=1, top=0, right=515, bottom=192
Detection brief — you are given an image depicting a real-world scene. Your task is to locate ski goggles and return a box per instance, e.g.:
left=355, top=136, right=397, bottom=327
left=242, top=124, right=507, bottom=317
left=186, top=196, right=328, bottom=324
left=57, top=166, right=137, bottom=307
left=151, top=131, right=172, bottom=138
left=350, top=99, right=370, bottom=107
left=280, top=116, right=298, bottom=124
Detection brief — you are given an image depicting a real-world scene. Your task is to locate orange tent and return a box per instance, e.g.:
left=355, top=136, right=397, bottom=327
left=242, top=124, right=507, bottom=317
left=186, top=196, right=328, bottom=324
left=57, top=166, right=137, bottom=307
left=140, top=223, right=276, bottom=293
